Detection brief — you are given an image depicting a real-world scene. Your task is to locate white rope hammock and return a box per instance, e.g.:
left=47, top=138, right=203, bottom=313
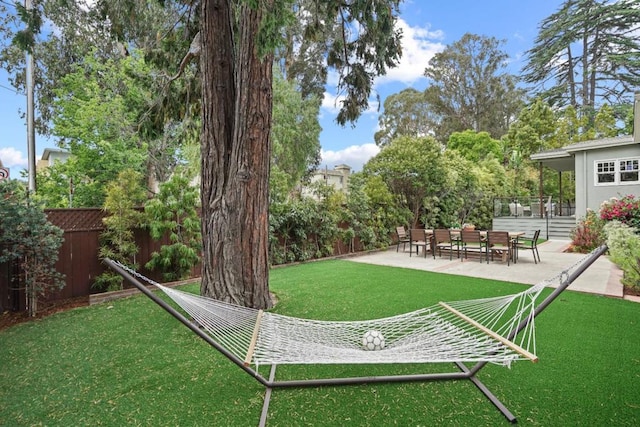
left=113, top=251, right=595, bottom=369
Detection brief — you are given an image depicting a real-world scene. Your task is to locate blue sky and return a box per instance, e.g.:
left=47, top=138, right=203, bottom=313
left=0, top=1, right=564, bottom=177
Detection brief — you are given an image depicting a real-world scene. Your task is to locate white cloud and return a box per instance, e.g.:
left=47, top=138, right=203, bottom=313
left=375, top=18, right=446, bottom=86
left=0, top=147, right=28, bottom=169
left=320, top=143, right=380, bottom=172
left=321, top=19, right=445, bottom=116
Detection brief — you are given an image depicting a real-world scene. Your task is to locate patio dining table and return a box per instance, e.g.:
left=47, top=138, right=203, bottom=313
left=423, top=229, right=526, bottom=262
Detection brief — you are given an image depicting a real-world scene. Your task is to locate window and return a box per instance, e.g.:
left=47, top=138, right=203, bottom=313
left=595, top=158, right=640, bottom=185
left=619, top=159, right=639, bottom=183
left=596, top=161, right=616, bottom=184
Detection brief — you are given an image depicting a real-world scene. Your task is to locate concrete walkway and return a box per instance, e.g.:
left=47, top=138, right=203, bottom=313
left=347, top=240, right=626, bottom=299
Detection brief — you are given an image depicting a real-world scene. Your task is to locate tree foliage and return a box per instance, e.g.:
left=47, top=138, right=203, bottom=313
left=36, top=52, right=150, bottom=207
left=522, top=0, right=640, bottom=111
left=271, top=68, right=321, bottom=194
left=0, top=180, right=64, bottom=316
left=447, top=130, right=502, bottom=164
left=364, top=136, right=448, bottom=228
left=374, top=88, right=434, bottom=147
left=423, top=33, right=525, bottom=143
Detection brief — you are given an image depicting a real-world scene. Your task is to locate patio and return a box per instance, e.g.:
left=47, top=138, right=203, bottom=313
left=347, top=240, right=625, bottom=299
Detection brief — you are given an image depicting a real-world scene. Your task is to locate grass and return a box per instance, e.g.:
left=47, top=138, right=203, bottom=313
left=1, top=260, right=639, bottom=426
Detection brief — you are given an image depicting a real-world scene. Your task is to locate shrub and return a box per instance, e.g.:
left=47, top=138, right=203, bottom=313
left=145, top=173, right=201, bottom=281
left=599, top=195, right=640, bottom=229
left=570, top=210, right=606, bottom=253
left=0, top=180, right=65, bottom=316
left=95, top=169, right=146, bottom=291
left=604, top=221, right=640, bottom=293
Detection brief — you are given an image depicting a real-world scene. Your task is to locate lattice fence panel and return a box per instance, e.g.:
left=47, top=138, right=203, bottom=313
left=45, top=209, right=106, bottom=232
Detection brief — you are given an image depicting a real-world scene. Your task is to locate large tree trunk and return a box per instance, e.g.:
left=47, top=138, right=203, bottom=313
left=199, top=0, right=273, bottom=309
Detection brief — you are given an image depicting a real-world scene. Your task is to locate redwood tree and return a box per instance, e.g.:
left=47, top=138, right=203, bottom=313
left=199, top=0, right=402, bottom=308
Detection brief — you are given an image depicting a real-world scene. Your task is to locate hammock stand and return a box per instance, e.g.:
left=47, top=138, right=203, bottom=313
left=105, top=245, right=607, bottom=425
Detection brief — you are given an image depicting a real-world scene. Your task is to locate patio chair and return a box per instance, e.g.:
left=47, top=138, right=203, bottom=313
left=396, top=226, right=410, bottom=252
left=433, top=229, right=457, bottom=260
left=487, top=231, right=515, bottom=266
left=514, top=229, right=541, bottom=264
left=508, top=202, right=524, bottom=217
left=460, top=230, right=488, bottom=263
left=409, top=229, right=430, bottom=258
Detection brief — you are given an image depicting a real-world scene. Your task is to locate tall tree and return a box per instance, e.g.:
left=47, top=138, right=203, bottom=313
left=423, top=33, right=525, bottom=143
left=200, top=0, right=402, bottom=308
left=522, top=0, right=640, bottom=111
left=374, top=88, right=435, bottom=147
left=1, top=0, right=198, bottom=190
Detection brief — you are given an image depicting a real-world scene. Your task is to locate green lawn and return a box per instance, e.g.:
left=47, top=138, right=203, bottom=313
left=1, top=260, right=639, bottom=426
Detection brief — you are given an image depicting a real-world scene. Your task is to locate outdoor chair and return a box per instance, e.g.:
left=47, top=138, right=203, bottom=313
left=433, top=229, right=457, bottom=260
left=514, top=229, right=541, bottom=264
left=409, top=229, right=430, bottom=258
left=487, top=231, right=515, bottom=266
left=396, top=226, right=410, bottom=252
left=460, top=230, right=488, bottom=263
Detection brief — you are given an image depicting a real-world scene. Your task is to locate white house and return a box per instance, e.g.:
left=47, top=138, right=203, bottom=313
left=531, top=93, right=640, bottom=219
left=37, top=148, right=71, bottom=171
left=301, top=164, right=352, bottom=199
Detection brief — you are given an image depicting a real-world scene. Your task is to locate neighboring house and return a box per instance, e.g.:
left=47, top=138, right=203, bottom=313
left=36, top=148, right=71, bottom=171
left=531, top=93, right=640, bottom=220
left=301, top=164, right=352, bottom=199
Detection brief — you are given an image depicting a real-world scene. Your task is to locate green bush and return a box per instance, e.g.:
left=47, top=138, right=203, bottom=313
left=0, top=180, right=65, bottom=316
left=604, top=221, right=640, bottom=293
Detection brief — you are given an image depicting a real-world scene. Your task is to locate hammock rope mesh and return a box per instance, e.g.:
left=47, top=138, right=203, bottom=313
left=115, top=252, right=592, bottom=369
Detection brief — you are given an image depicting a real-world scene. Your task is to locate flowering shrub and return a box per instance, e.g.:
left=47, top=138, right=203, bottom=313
left=570, top=210, right=606, bottom=253
left=599, top=195, right=640, bottom=229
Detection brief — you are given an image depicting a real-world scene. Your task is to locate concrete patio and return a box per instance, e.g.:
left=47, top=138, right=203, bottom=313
left=347, top=240, right=627, bottom=299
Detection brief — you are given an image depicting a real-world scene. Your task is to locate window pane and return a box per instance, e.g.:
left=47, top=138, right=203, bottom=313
left=598, top=173, right=616, bottom=183
left=619, top=159, right=639, bottom=183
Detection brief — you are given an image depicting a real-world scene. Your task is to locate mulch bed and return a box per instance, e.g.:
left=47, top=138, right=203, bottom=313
left=0, top=296, right=89, bottom=332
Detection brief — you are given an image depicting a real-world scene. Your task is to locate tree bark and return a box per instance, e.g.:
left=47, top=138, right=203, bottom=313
left=199, top=0, right=273, bottom=309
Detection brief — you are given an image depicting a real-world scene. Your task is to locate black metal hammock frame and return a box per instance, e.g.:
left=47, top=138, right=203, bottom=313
left=105, top=244, right=608, bottom=425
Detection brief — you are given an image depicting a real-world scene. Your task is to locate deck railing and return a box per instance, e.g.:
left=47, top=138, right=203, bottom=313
left=493, top=197, right=575, bottom=218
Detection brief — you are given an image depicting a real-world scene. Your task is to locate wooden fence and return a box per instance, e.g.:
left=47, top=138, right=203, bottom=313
left=0, top=208, right=181, bottom=313
left=0, top=208, right=364, bottom=314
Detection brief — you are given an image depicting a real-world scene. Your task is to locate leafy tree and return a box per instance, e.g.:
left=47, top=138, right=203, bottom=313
left=0, top=180, right=64, bottom=316
left=374, top=88, right=434, bottom=147
left=522, top=0, right=640, bottom=111
left=200, top=0, right=402, bottom=308
left=0, top=0, right=197, bottom=138
left=364, top=136, right=447, bottom=228
left=447, top=130, right=502, bottom=163
left=95, top=169, right=146, bottom=292
left=271, top=68, right=321, bottom=194
left=504, top=99, right=558, bottom=161
left=346, top=173, right=413, bottom=249
left=145, top=172, right=201, bottom=281
left=36, top=52, right=150, bottom=207
left=1, top=1, right=198, bottom=195
left=423, top=33, right=525, bottom=143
